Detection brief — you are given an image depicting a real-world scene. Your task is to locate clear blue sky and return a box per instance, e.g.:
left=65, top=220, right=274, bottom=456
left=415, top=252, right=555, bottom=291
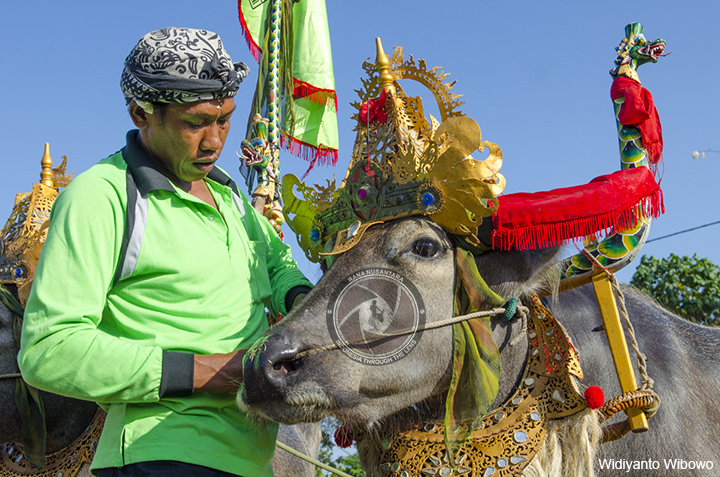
left=2, top=1, right=719, bottom=285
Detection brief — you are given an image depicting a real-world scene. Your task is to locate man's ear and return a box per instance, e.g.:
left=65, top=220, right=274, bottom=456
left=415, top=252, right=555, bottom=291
left=128, top=102, right=151, bottom=129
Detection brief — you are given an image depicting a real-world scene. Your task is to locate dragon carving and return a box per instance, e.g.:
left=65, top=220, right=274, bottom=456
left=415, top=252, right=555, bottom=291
left=240, top=114, right=284, bottom=234
left=560, top=23, right=666, bottom=282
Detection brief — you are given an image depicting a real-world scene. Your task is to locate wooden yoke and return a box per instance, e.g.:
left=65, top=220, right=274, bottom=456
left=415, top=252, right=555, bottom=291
left=541, top=268, right=650, bottom=433
left=591, top=273, right=649, bottom=432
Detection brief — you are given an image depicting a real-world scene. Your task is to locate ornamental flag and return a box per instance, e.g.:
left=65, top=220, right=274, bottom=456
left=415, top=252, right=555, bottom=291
left=238, top=0, right=339, bottom=168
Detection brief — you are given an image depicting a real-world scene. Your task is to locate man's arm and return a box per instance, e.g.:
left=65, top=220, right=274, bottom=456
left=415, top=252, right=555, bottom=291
left=188, top=290, right=308, bottom=395
left=193, top=351, right=246, bottom=394
left=19, top=171, right=167, bottom=403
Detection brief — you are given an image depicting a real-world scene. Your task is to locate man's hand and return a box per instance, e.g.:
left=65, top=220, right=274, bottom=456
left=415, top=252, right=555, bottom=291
left=193, top=350, right=246, bottom=394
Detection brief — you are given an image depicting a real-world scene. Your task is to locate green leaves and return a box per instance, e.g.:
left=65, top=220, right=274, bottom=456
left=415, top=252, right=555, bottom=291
left=631, top=254, right=720, bottom=326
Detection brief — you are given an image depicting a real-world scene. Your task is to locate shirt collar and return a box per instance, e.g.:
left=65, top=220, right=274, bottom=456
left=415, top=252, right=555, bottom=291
left=121, top=130, right=237, bottom=196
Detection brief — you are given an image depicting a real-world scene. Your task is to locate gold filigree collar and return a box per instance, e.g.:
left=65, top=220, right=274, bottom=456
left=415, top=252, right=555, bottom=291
left=361, top=295, right=587, bottom=476
left=0, top=409, right=104, bottom=477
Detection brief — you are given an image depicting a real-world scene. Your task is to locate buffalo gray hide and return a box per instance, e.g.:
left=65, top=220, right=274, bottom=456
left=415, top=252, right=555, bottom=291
left=241, top=217, right=720, bottom=476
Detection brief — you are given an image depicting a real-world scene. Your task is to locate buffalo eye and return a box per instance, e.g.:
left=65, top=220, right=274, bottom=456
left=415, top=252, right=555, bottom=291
left=411, top=239, right=439, bottom=259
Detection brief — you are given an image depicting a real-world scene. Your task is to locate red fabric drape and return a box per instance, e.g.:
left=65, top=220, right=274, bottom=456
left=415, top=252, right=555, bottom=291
left=610, top=76, right=663, bottom=164
left=491, top=167, right=664, bottom=251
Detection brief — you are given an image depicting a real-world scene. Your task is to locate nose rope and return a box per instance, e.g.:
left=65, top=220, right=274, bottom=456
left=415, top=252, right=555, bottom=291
left=0, top=372, right=22, bottom=380
left=293, top=304, right=530, bottom=360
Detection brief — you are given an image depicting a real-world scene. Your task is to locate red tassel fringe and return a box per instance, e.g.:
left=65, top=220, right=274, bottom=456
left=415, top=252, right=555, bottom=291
left=293, top=79, right=338, bottom=112
left=280, top=134, right=338, bottom=178
left=492, top=186, right=664, bottom=251
left=238, top=1, right=262, bottom=62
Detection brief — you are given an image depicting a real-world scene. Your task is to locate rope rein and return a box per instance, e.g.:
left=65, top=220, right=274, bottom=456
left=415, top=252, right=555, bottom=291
left=294, top=304, right=529, bottom=360
left=611, top=273, right=654, bottom=391
left=0, top=372, right=22, bottom=380
left=275, top=441, right=355, bottom=477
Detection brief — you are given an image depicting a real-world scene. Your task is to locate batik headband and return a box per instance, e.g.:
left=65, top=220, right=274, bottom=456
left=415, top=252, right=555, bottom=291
left=120, top=27, right=250, bottom=105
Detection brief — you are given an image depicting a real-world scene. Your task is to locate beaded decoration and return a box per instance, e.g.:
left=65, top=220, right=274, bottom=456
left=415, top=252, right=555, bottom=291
left=0, top=409, right=104, bottom=477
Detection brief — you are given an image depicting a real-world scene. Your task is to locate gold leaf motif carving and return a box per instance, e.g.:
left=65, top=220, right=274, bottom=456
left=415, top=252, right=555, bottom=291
left=282, top=41, right=506, bottom=263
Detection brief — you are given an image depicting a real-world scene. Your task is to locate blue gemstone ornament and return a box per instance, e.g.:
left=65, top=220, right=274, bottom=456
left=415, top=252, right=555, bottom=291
left=422, top=192, right=435, bottom=205
left=347, top=221, right=361, bottom=238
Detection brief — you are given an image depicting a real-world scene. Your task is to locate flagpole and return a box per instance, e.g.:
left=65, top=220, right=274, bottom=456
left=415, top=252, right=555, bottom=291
left=238, top=0, right=338, bottom=230
left=251, top=0, right=282, bottom=216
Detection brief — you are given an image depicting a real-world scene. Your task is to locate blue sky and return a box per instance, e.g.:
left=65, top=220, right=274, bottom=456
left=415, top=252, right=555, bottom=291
left=2, top=1, right=719, bottom=285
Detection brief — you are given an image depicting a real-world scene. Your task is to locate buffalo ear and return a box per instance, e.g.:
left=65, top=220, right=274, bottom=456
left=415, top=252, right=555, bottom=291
left=474, top=246, right=562, bottom=299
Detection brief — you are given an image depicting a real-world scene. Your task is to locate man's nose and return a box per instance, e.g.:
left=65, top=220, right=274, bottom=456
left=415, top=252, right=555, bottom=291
left=202, top=123, right=223, bottom=150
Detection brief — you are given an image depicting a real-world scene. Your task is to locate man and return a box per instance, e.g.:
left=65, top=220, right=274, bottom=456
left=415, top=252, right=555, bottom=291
left=18, top=27, right=312, bottom=477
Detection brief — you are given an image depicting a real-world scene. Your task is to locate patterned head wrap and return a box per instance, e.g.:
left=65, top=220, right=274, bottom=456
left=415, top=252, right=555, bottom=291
left=121, top=27, right=250, bottom=105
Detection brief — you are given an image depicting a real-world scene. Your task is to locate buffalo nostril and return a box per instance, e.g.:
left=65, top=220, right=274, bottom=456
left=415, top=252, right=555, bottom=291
left=242, top=334, right=303, bottom=405
left=243, top=334, right=304, bottom=405
left=267, top=357, right=304, bottom=382
left=258, top=335, right=305, bottom=387
left=272, top=358, right=304, bottom=375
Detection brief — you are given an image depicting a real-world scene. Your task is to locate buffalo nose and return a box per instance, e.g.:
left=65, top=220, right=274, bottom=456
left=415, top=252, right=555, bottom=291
left=243, top=334, right=304, bottom=404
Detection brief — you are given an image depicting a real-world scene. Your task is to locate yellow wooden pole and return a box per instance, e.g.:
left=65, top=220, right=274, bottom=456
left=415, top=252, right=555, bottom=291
left=591, top=273, right=649, bottom=432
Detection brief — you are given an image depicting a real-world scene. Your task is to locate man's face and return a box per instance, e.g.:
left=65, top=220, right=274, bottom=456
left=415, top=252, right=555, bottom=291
left=139, top=98, right=236, bottom=184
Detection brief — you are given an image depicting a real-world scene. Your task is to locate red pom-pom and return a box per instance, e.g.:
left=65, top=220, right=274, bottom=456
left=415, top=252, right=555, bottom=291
left=334, top=426, right=354, bottom=448
left=584, top=386, right=605, bottom=409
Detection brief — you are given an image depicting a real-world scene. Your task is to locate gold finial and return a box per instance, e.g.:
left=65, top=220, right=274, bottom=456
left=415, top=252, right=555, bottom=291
left=40, top=143, right=55, bottom=188
left=375, top=37, right=396, bottom=94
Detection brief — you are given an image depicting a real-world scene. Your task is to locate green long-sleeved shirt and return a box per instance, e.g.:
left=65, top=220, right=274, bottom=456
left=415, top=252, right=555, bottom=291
left=19, top=131, right=312, bottom=476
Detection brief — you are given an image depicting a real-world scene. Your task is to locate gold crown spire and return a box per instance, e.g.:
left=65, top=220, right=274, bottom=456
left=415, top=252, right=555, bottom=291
left=40, top=143, right=54, bottom=188
left=375, top=38, right=396, bottom=95
left=0, top=145, right=73, bottom=305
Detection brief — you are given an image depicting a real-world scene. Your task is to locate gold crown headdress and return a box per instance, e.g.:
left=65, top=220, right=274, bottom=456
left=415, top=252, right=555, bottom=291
left=0, top=144, right=73, bottom=305
left=283, top=39, right=506, bottom=263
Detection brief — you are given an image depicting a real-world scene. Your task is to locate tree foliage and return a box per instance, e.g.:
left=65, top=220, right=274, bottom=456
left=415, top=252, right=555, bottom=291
left=630, top=253, right=720, bottom=326
left=316, top=418, right=365, bottom=477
